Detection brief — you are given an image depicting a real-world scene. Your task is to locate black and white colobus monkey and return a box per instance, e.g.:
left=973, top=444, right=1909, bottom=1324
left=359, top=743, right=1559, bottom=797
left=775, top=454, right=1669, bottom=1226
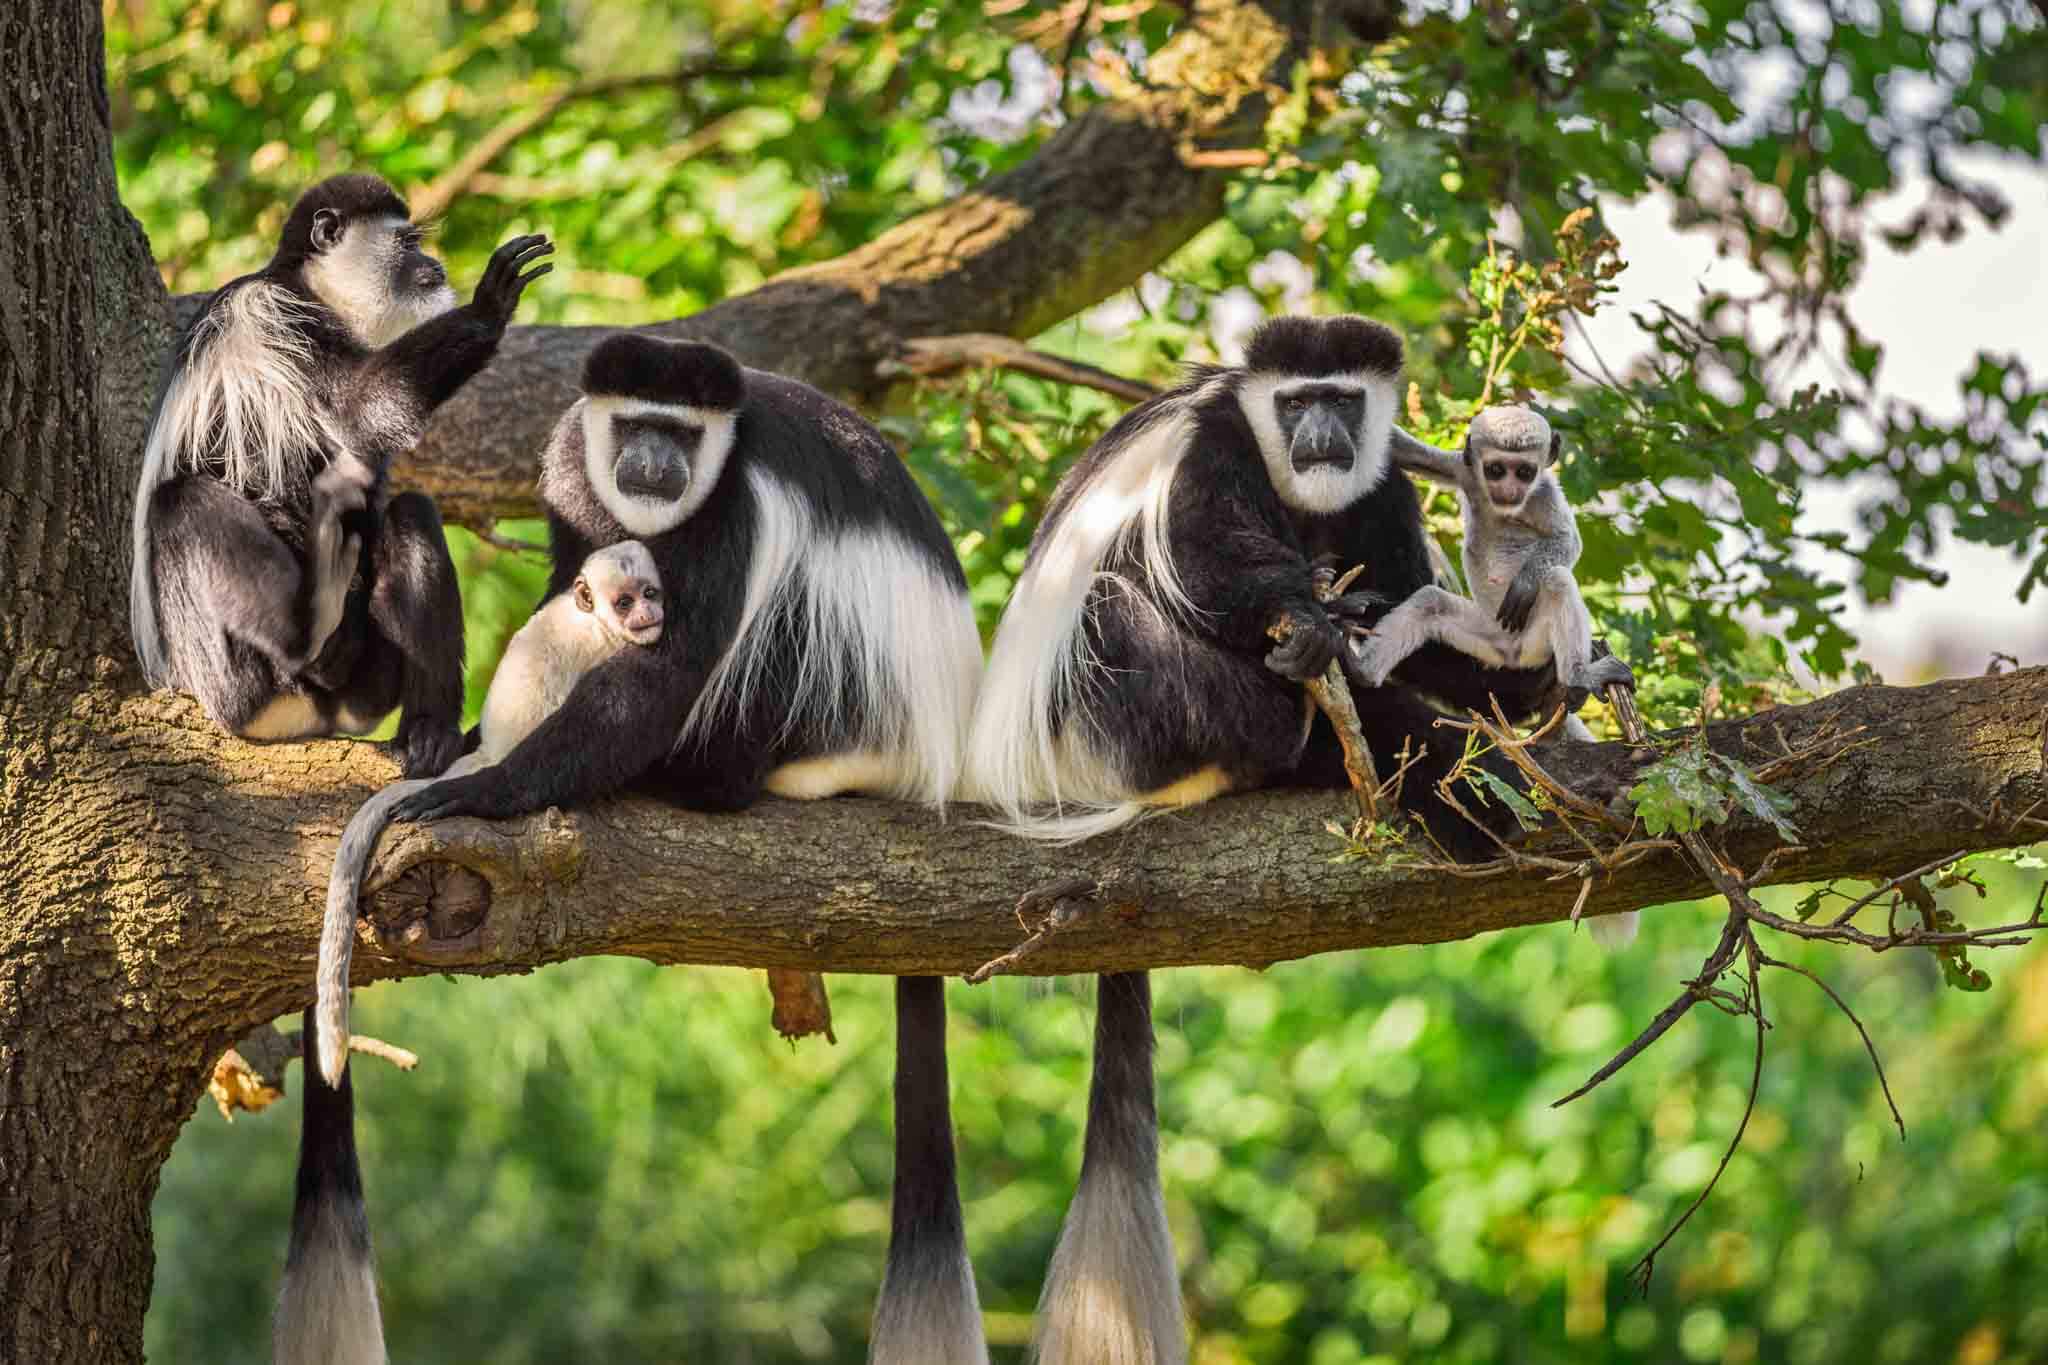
left=372, top=336, right=988, bottom=1361
left=277, top=543, right=665, bottom=1365
left=129, top=173, right=553, bottom=778
left=963, top=316, right=1564, bottom=1359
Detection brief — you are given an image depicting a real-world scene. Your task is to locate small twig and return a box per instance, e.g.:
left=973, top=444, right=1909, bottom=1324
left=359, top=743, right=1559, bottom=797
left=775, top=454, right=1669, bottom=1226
left=1758, top=951, right=1904, bottom=1139
left=967, top=876, right=1100, bottom=984
left=1628, top=943, right=1767, bottom=1295
left=1825, top=852, right=1967, bottom=927
left=409, top=57, right=788, bottom=220
left=1553, top=915, right=1744, bottom=1108
left=475, top=526, right=548, bottom=555
left=1270, top=563, right=1383, bottom=826
left=342, top=1034, right=420, bottom=1071
left=886, top=333, right=1159, bottom=404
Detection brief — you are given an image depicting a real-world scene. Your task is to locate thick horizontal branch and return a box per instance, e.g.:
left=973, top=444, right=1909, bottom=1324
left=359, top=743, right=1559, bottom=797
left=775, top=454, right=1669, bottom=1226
left=166, top=0, right=1309, bottom=528
left=140, top=668, right=2044, bottom=1025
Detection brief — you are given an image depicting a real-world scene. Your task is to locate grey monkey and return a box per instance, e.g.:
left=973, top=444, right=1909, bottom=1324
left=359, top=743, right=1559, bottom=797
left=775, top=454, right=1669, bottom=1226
left=1356, top=406, right=1634, bottom=731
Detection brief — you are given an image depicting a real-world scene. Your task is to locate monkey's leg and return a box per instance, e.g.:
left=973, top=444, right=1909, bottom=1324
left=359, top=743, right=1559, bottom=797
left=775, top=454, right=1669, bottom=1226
left=149, top=477, right=360, bottom=737
left=1034, top=971, right=1185, bottom=1365
left=353, top=492, right=465, bottom=779
left=1353, top=587, right=1508, bottom=688
left=870, top=977, right=988, bottom=1364
left=1539, top=568, right=1634, bottom=694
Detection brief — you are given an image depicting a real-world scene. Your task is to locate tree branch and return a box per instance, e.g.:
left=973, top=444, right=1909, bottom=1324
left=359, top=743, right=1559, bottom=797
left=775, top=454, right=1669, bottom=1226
left=102, top=668, right=2039, bottom=1039
left=884, top=333, right=1161, bottom=403
left=407, top=59, right=787, bottom=223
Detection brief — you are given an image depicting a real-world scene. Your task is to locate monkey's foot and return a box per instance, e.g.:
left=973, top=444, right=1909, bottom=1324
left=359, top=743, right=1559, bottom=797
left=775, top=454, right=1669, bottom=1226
left=1569, top=653, right=1636, bottom=694
left=389, top=717, right=463, bottom=780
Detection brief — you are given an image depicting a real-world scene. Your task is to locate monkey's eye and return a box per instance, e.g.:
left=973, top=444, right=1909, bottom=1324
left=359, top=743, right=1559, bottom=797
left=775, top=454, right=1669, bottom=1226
left=399, top=227, right=425, bottom=251
left=1282, top=395, right=1306, bottom=415
left=1514, top=463, right=1537, bottom=482
left=1483, top=462, right=1508, bottom=481
left=643, top=586, right=662, bottom=602
left=614, top=594, right=635, bottom=617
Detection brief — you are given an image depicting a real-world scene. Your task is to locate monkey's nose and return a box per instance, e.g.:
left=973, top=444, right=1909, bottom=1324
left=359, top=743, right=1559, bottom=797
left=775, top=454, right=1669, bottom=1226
left=413, top=260, right=447, bottom=290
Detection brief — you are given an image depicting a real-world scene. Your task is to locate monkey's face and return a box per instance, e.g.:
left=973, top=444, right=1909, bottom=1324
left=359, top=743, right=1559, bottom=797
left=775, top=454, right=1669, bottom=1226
left=579, top=396, right=739, bottom=540
left=304, top=209, right=457, bottom=349
left=1472, top=442, right=1545, bottom=513
left=1239, top=371, right=1397, bottom=515
left=575, top=547, right=666, bottom=647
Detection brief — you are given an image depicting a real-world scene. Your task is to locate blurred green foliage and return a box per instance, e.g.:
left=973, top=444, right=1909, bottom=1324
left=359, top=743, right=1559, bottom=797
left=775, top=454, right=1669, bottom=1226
left=110, top=0, right=2048, bottom=1359
left=153, top=864, right=2048, bottom=1363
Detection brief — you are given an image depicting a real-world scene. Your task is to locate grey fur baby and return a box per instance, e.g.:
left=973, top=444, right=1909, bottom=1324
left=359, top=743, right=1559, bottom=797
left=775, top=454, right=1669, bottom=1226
left=1355, top=406, right=1634, bottom=726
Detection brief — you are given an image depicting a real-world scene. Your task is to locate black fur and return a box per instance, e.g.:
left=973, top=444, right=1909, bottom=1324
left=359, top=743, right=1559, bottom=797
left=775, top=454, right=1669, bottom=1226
left=136, top=175, right=550, bottom=778
left=583, top=333, right=747, bottom=409
left=286, top=1008, right=373, bottom=1271
left=389, top=339, right=967, bottom=822
left=1242, top=313, right=1404, bottom=379
left=1041, top=350, right=1558, bottom=856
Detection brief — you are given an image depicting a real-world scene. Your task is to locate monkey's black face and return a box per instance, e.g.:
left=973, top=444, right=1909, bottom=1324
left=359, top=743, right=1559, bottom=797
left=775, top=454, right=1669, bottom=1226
left=1275, top=383, right=1365, bottom=474
left=611, top=416, right=698, bottom=502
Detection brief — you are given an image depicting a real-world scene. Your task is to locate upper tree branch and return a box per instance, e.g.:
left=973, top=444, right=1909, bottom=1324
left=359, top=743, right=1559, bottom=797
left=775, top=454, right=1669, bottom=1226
left=168, top=0, right=1315, bottom=527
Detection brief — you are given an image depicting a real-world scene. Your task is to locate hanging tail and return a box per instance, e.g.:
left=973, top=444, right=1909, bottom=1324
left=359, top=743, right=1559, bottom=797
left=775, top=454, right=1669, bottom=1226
left=317, top=776, right=437, bottom=1086
left=1032, top=971, right=1185, bottom=1365
left=274, top=1008, right=387, bottom=1365
left=870, top=976, right=989, bottom=1364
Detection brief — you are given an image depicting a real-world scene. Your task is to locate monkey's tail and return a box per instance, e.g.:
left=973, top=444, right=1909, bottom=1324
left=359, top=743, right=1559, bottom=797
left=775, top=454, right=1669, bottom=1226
left=870, top=976, right=989, bottom=1365
left=274, top=1008, right=388, bottom=1365
left=1032, top=971, right=1185, bottom=1365
left=1586, top=910, right=1640, bottom=949
left=976, top=801, right=1157, bottom=846
left=317, top=777, right=432, bottom=1087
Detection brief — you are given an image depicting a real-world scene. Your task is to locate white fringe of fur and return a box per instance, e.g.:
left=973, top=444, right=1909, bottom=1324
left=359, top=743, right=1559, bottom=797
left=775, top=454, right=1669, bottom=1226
left=869, top=1250, right=990, bottom=1365
left=963, top=406, right=1199, bottom=838
left=1030, top=1160, right=1186, bottom=1365
left=129, top=282, right=334, bottom=686
left=272, top=1196, right=387, bottom=1365
left=1235, top=370, right=1396, bottom=517
left=581, top=394, right=738, bottom=539
left=677, top=467, right=982, bottom=807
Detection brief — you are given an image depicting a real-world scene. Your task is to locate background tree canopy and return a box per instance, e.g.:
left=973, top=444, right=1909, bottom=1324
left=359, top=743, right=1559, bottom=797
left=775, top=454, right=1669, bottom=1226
left=97, top=0, right=2047, bottom=1360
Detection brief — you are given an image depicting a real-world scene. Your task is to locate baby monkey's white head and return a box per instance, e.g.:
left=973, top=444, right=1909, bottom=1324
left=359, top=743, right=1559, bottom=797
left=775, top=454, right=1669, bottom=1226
left=574, top=540, right=666, bottom=647
left=1464, top=405, right=1559, bottom=516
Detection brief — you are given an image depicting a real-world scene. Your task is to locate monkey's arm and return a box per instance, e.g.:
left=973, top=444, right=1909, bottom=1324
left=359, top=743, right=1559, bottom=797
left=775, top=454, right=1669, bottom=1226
left=331, top=235, right=554, bottom=471
left=1166, top=472, right=1366, bottom=681
left=1386, top=427, right=1466, bottom=488
left=388, top=641, right=698, bottom=823
left=1493, top=536, right=1578, bottom=634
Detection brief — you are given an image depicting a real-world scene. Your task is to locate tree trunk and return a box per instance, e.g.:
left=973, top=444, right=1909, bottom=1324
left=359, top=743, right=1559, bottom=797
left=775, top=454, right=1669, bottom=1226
left=0, top=3, right=181, bottom=1360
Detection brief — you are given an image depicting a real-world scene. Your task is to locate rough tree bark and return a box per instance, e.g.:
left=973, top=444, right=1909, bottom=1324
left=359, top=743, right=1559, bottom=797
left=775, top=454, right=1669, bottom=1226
left=2, top=1, right=2045, bottom=1362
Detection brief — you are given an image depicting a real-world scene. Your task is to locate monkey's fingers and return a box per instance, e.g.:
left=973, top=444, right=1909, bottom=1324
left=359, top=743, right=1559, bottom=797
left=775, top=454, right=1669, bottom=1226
left=513, top=262, right=555, bottom=291
left=1495, top=581, right=1538, bottom=634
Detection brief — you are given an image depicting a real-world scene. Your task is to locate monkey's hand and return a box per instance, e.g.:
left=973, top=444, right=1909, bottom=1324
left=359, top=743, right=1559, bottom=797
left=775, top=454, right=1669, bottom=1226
left=1494, top=565, right=1544, bottom=634
left=390, top=721, right=463, bottom=782
left=471, top=233, right=555, bottom=328
left=388, top=769, right=517, bottom=825
left=1263, top=602, right=1343, bottom=682
left=1308, top=555, right=1387, bottom=638
left=1568, top=651, right=1636, bottom=695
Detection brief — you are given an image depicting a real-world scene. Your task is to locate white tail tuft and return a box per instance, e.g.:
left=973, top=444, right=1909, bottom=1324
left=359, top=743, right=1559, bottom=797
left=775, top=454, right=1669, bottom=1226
left=1031, top=1161, right=1185, bottom=1365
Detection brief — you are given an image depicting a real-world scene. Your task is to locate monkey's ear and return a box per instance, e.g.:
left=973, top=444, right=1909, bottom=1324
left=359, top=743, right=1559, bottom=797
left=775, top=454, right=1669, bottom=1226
left=1547, top=431, right=1562, bottom=466
left=311, top=208, right=345, bottom=253
left=574, top=579, right=595, bottom=613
